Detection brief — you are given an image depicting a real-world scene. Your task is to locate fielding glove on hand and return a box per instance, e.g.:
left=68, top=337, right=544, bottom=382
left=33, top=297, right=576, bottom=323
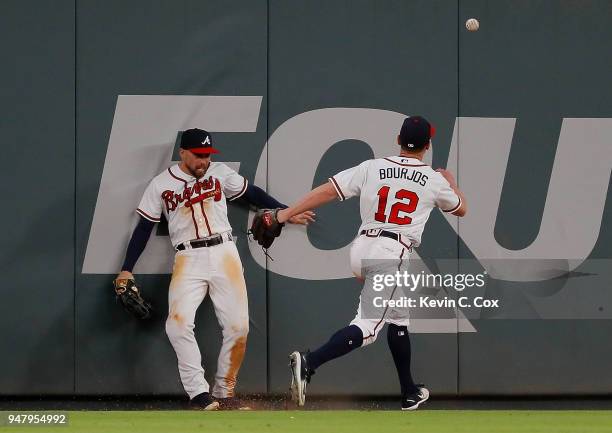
left=250, top=208, right=284, bottom=249
left=113, top=278, right=152, bottom=320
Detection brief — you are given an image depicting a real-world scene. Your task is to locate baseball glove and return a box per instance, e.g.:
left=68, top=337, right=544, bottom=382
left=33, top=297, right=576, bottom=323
left=113, top=278, right=152, bottom=320
left=250, top=208, right=284, bottom=249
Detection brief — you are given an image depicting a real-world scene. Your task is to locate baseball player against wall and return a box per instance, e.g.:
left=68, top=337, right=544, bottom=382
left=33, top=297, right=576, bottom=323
left=276, top=116, right=467, bottom=410
left=114, top=129, right=313, bottom=410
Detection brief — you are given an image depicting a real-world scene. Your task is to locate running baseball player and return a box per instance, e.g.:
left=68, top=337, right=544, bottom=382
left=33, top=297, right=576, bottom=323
left=274, top=116, right=467, bottom=410
left=114, top=128, right=313, bottom=410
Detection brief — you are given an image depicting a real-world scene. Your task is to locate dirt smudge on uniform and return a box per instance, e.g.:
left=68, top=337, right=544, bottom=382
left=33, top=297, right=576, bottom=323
left=169, top=255, right=187, bottom=290
left=169, top=302, right=184, bottom=326
left=222, top=253, right=246, bottom=292
left=202, top=199, right=212, bottom=213
left=225, top=336, right=247, bottom=391
left=202, top=200, right=214, bottom=230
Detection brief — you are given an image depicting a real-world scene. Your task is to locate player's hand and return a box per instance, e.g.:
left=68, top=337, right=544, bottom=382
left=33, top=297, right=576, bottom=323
left=276, top=208, right=290, bottom=224
left=435, top=168, right=457, bottom=187
left=116, top=270, right=134, bottom=281
left=288, top=210, right=316, bottom=226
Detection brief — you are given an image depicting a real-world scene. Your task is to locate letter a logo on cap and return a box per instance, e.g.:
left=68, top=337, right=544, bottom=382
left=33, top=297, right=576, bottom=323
left=202, top=136, right=211, bottom=145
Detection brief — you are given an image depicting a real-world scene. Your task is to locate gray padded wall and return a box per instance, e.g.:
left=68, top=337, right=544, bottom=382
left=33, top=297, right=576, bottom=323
left=0, top=0, right=75, bottom=394
left=457, top=0, right=612, bottom=395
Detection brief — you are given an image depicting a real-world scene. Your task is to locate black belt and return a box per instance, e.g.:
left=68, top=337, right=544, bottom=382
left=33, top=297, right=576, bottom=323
left=360, top=229, right=412, bottom=250
left=360, top=229, right=400, bottom=241
left=176, top=233, right=232, bottom=251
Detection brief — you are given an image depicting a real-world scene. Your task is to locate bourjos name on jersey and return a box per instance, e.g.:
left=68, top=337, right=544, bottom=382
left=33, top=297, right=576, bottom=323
left=379, top=167, right=428, bottom=187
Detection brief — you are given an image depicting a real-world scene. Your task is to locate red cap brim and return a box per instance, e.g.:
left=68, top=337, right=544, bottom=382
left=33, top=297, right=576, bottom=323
left=190, top=147, right=220, bottom=154
left=430, top=124, right=436, bottom=138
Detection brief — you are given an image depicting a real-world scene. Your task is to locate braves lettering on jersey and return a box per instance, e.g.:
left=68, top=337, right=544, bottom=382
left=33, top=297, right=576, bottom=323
left=329, top=156, right=461, bottom=246
left=136, top=163, right=248, bottom=246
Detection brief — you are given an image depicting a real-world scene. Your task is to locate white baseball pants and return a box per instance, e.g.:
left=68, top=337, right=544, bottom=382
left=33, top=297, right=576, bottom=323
left=165, top=238, right=249, bottom=399
left=349, top=233, right=412, bottom=346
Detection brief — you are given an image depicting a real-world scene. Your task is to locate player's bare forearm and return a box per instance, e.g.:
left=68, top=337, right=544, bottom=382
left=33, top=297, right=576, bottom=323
left=436, top=168, right=467, bottom=217
left=277, top=182, right=338, bottom=223
left=445, top=177, right=467, bottom=217
left=452, top=188, right=467, bottom=216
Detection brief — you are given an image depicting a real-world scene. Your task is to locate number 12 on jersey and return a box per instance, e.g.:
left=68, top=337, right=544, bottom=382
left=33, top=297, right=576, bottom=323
left=374, top=186, right=419, bottom=225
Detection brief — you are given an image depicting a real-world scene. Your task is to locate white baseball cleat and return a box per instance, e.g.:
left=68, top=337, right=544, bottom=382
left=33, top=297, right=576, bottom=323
left=401, top=385, right=429, bottom=411
left=289, top=351, right=311, bottom=407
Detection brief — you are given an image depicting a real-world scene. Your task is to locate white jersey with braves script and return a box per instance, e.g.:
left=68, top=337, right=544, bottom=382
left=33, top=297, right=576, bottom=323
left=136, top=163, right=248, bottom=247
left=329, top=155, right=461, bottom=247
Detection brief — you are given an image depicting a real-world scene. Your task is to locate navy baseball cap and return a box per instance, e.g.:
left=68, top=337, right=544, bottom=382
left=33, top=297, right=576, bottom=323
left=399, top=116, right=436, bottom=149
left=180, top=128, right=219, bottom=154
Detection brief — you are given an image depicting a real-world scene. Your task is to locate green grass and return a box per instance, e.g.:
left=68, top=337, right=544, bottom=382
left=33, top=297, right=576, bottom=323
left=2, top=410, right=612, bottom=433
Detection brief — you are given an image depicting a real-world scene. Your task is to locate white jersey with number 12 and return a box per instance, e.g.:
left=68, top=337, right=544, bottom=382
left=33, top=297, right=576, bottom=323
left=329, top=155, right=461, bottom=247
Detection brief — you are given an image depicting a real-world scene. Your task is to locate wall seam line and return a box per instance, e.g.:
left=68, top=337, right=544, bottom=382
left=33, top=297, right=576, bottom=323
left=73, top=0, right=78, bottom=395
left=265, top=0, right=271, bottom=395
left=456, top=0, right=461, bottom=398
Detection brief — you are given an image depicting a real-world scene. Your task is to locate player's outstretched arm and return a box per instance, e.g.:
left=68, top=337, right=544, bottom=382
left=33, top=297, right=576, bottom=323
left=436, top=168, right=467, bottom=217
left=277, top=181, right=339, bottom=224
left=238, top=184, right=285, bottom=210
left=115, top=216, right=156, bottom=281
left=237, top=184, right=315, bottom=225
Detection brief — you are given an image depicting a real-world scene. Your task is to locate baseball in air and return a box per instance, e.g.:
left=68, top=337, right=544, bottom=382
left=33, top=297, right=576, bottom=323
left=465, top=18, right=479, bottom=31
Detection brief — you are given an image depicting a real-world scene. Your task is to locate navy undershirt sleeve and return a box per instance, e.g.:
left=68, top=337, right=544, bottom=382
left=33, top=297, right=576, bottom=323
left=121, top=216, right=156, bottom=272
left=239, top=183, right=287, bottom=209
